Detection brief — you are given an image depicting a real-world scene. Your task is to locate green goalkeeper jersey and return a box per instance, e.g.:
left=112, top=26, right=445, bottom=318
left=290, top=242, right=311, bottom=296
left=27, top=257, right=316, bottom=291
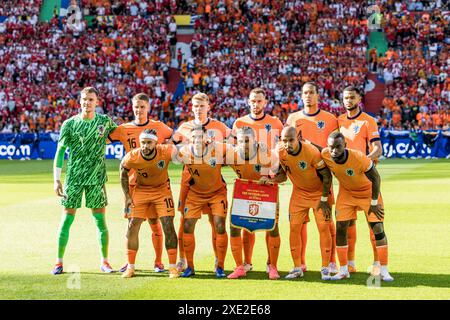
left=58, top=113, right=117, bottom=186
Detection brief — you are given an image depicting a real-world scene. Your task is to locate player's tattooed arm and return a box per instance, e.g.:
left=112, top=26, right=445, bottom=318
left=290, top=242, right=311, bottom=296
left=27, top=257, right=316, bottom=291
left=364, top=165, right=384, bottom=220
left=120, top=165, right=133, bottom=211
left=317, top=166, right=332, bottom=221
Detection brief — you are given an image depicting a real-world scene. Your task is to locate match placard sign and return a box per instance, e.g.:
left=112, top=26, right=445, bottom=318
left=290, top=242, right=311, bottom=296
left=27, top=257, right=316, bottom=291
left=230, top=179, right=278, bottom=232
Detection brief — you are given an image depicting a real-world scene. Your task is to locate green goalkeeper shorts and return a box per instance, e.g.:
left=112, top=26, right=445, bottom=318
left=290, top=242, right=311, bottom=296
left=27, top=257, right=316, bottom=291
left=62, top=184, right=108, bottom=209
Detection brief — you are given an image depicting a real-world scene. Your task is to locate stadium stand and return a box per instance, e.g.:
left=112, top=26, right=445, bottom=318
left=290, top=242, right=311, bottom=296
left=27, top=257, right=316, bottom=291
left=376, top=1, right=449, bottom=131
left=0, top=0, right=448, bottom=138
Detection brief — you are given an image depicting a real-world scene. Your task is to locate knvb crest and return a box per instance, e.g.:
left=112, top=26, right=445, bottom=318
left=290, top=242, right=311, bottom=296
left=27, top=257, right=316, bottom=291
left=346, top=169, right=354, bottom=176
left=298, top=161, right=307, bottom=170
left=209, top=158, right=217, bottom=168
left=353, top=125, right=360, bottom=134
left=97, top=125, right=105, bottom=137
left=157, top=160, right=165, bottom=169
left=207, top=130, right=216, bottom=138
left=264, top=124, right=272, bottom=132
left=249, top=203, right=260, bottom=216
left=317, top=121, right=325, bottom=130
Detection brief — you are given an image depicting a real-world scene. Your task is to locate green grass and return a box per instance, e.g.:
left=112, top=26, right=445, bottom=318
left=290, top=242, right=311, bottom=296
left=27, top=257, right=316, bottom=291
left=0, top=159, right=449, bottom=299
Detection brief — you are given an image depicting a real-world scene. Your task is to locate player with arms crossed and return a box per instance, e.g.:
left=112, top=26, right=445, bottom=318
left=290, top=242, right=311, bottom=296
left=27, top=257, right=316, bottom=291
left=109, top=93, right=173, bottom=273
left=52, top=87, right=117, bottom=275
left=285, top=82, right=338, bottom=273
left=120, top=129, right=179, bottom=278
left=177, top=126, right=233, bottom=278
left=321, top=132, right=393, bottom=281
left=227, top=126, right=280, bottom=279
left=261, top=127, right=334, bottom=280
left=338, top=86, right=383, bottom=274
left=172, top=92, right=231, bottom=272
left=231, top=87, right=283, bottom=273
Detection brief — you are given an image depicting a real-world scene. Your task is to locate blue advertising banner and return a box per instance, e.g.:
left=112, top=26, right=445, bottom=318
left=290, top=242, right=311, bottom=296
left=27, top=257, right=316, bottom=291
left=0, top=130, right=449, bottom=160
left=380, top=129, right=450, bottom=158
left=0, top=133, right=125, bottom=160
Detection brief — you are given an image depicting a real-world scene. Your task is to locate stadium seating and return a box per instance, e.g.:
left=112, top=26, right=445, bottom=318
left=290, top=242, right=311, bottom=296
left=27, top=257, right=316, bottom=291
left=376, top=2, right=449, bottom=130
left=0, top=0, right=448, bottom=134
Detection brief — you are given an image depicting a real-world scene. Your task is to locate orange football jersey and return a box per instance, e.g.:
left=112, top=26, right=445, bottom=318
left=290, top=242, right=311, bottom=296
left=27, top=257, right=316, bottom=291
left=109, top=120, right=173, bottom=153
left=109, top=120, right=173, bottom=186
left=229, top=146, right=276, bottom=181
left=121, top=144, right=175, bottom=187
left=172, top=118, right=231, bottom=144
left=321, top=148, right=374, bottom=197
left=338, top=111, right=380, bottom=155
left=278, top=142, right=326, bottom=198
left=178, top=142, right=230, bottom=195
left=286, top=109, right=338, bottom=148
left=232, top=114, right=283, bottom=149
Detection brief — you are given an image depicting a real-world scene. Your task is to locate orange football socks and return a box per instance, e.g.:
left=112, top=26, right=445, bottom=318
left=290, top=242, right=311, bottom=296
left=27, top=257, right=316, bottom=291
left=127, top=249, right=137, bottom=266
left=230, top=235, right=243, bottom=267
left=150, top=222, right=163, bottom=264
left=301, top=223, right=308, bottom=265
left=336, top=245, right=349, bottom=267
left=167, top=248, right=177, bottom=265
left=178, top=217, right=185, bottom=259
left=289, top=224, right=302, bottom=267
left=376, top=245, right=388, bottom=266
left=216, top=233, right=228, bottom=269
left=370, top=229, right=380, bottom=262
left=347, top=224, right=357, bottom=261
left=243, top=231, right=255, bottom=264
left=183, top=233, right=195, bottom=269
left=329, top=222, right=337, bottom=263
left=208, top=215, right=218, bottom=258
left=268, top=235, right=281, bottom=267
left=317, top=223, right=332, bottom=267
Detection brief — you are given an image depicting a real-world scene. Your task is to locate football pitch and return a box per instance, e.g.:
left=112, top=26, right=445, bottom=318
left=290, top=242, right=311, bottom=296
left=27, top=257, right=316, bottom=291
left=0, top=159, right=449, bottom=300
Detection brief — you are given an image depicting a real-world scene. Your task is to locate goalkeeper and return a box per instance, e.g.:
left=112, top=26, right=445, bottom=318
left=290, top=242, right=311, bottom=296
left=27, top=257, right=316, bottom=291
left=52, top=87, right=117, bottom=275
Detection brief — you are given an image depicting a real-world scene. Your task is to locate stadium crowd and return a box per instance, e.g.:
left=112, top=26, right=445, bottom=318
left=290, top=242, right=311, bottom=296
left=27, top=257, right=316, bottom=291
left=374, top=0, right=449, bottom=130
left=179, top=0, right=368, bottom=128
left=0, top=0, right=448, bottom=135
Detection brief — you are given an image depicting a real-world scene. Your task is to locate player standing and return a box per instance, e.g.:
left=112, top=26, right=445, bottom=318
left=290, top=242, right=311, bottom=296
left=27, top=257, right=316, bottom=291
left=109, top=93, right=173, bottom=273
left=227, top=126, right=280, bottom=279
left=321, top=132, right=393, bottom=281
left=262, top=127, right=334, bottom=280
left=286, top=82, right=338, bottom=273
left=52, top=87, right=117, bottom=275
left=177, top=126, right=233, bottom=278
left=120, top=129, right=179, bottom=278
left=231, top=88, right=283, bottom=273
left=338, top=86, right=383, bottom=273
left=172, top=92, right=231, bottom=272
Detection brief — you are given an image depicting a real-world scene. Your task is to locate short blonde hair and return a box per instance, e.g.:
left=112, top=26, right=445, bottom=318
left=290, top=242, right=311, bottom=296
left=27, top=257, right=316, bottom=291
left=132, top=93, right=150, bottom=104
left=249, top=87, right=266, bottom=98
left=191, top=92, right=210, bottom=103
